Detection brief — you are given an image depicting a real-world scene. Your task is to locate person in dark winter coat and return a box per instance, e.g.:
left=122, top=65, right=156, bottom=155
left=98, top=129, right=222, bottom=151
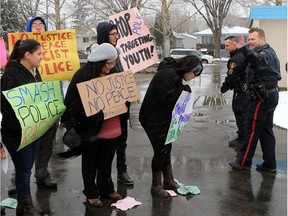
left=220, top=36, right=249, bottom=148
left=139, top=55, right=203, bottom=197
left=229, top=28, right=281, bottom=173
left=62, top=43, right=125, bottom=207
left=96, top=22, right=134, bottom=186
left=7, top=16, right=57, bottom=196
left=1, top=39, right=43, bottom=215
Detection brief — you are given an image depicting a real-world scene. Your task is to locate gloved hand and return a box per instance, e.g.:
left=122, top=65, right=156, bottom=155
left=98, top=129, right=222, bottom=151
left=183, top=85, right=192, bottom=93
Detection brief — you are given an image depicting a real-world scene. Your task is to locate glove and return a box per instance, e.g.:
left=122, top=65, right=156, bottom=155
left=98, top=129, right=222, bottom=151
left=183, top=85, right=192, bottom=93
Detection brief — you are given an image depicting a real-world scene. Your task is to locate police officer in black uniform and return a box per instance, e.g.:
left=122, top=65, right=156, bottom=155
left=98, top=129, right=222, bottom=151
left=229, top=28, right=281, bottom=173
left=221, top=36, right=249, bottom=148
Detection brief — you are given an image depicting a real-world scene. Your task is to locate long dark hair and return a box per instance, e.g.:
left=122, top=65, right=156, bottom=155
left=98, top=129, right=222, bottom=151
left=6, top=39, right=41, bottom=67
left=84, top=60, right=107, bottom=78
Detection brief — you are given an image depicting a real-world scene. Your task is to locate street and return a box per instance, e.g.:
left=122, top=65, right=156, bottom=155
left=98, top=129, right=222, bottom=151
left=1, top=61, right=287, bottom=216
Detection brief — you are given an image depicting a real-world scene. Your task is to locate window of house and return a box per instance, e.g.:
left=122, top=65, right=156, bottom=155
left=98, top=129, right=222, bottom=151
left=83, top=37, right=89, bottom=43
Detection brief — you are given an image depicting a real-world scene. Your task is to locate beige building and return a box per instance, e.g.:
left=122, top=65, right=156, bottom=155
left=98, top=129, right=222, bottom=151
left=249, top=5, right=287, bottom=89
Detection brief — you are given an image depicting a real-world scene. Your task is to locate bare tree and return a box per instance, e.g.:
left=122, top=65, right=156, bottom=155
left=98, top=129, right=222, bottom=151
left=185, top=0, right=233, bottom=58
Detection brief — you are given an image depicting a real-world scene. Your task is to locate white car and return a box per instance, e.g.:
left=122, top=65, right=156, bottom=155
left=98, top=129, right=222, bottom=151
left=170, top=49, right=214, bottom=64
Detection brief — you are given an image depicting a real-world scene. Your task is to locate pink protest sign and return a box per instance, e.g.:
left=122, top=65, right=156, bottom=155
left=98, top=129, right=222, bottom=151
left=0, top=37, right=8, bottom=68
left=109, top=7, right=159, bottom=73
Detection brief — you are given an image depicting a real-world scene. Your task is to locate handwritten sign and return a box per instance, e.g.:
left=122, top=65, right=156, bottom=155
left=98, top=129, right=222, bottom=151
left=2, top=81, right=66, bottom=151
left=77, top=70, right=140, bottom=119
left=109, top=7, right=159, bottom=73
left=0, top=37, right=8, bottom=68
left=165, top=91, right=194, bottom=144
left=8, top=30, right=80, bottom=81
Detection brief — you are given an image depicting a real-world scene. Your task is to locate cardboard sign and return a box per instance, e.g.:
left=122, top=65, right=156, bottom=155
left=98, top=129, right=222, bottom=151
left=8, top=30, right=80, bottom=81
left=165, top=91, right=194, bottom=144
left=77, top=70, right=139, bottom=119
left=109, top=7, right=159, bottom=73
left=2, top=81, right=66, bottom=151
left=0, top=37, right=7, bottom=68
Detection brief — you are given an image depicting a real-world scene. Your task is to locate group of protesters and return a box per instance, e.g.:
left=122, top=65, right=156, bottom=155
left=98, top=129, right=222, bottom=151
left=0, top=14, right=281, bottom=216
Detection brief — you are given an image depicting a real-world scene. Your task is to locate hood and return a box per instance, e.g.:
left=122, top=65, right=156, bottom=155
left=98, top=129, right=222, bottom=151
left=157, top=57, right=179, bottom=71
left=97, top=22, right=117, bottom=45
left=26, top=16, right=47, bottom=32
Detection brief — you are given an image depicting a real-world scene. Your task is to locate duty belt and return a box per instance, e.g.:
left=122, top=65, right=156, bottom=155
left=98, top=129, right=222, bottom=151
left=266, top=87, right=279, bottom=94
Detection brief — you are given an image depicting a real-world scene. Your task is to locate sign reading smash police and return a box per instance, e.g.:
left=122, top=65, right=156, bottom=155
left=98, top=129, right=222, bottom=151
left=3, top=81, right=66, bottom=151
left=8, top=30, right=80, bottom=81
left=109, top=7, right=159, bottom=73
left=77, top=70, right=140, bottom=120
left=165, top=91, right=194, bottom=144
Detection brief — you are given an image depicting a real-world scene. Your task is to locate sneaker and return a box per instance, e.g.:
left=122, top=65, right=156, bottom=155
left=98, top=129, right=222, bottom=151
left=8, top=180, right=16, bottom=195
left=256, top=163, right=277, bottom=173
left=117, top=172, right=134, bottom=185
left=228, top=139, right=241, bottom=148
left=229, top=161, right=251, bottom=171
left=36, top=176, right=57, bottom=189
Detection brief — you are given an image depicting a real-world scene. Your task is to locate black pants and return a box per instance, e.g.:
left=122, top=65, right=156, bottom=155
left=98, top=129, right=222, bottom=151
left=232, top=91, right=249, bottom=143
left=149, top=135, right=172, bottom=172
left=237, top=91, right=279, bottom=169
left=116, top=120, right=128, bottom=174
left=82, top=138, right=117, bottom=199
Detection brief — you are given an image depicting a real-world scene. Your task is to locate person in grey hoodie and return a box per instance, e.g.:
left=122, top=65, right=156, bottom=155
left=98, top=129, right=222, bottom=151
left=96, top=22, right=134, bottom=185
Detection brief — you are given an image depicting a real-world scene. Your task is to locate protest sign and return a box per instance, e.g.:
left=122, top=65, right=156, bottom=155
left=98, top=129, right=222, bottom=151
left=109, top=7, right=159, bottom=73
left=2, top=81, right=66, bottom=151
left=77, top=70, right=140, bottom=119
left=8, top=30, right=80, bottom=81
left=165, top=91, right=194, bottom=144
left=0, top=37, right=7, bottom=68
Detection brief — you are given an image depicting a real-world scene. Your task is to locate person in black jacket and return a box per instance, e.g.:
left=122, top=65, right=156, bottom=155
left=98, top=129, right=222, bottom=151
left=96, top=22, right=134, bottom=185
left=229, top=28, right=281, bottom=173
left=139, top=55, right=203, bottom=197
left=220, top=36, right=249, bottom=148
left=1, top=39, right=43, bottom=215
left=62, top=43, right=125, bottom=207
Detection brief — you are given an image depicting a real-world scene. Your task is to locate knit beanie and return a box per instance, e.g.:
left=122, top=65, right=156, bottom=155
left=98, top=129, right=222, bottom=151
left=87, top=43, right=118, bottom=62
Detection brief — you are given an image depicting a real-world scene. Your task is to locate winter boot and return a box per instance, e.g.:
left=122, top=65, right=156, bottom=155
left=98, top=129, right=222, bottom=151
left=16, top=195, right=38, bottom=216
left=163, top=165, right=180, bottom=190
left=151, top=171, right=169, bottom=198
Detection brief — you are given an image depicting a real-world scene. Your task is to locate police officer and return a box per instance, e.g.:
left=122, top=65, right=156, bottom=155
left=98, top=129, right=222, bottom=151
left=229, top=28, right=281, bottom=173
left=220, top=36, right=249, bottom=148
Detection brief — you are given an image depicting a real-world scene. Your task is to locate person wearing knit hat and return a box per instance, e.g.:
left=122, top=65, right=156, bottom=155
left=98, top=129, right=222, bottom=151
left=60, top=42, right=124, bottom=207
left=139, top=55, right=203, bottom=197
left=97, top=22, right=134, bottom=186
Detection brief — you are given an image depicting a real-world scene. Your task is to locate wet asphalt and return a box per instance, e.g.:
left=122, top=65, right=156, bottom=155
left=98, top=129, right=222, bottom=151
left=1, top=61, right=287, bottom=216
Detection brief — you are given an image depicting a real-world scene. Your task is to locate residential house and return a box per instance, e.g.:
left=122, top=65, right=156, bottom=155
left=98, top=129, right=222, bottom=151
left=249, top=5, right=287, bottom=89
left=171, top=32, right=197, bottom=49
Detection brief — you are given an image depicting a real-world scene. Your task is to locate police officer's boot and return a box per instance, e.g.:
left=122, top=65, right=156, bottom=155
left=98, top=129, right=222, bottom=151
left=151, top=172, right=169, bottom=198
left=16, top=194, right=38, bottom=216
left=163, top=165, right=180, bottom=190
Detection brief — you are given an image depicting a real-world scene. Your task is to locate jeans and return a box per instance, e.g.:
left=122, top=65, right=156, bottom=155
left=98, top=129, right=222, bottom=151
left=34, top=124, right=57, bottom=181
left=3, top=137, right=40, bottom=196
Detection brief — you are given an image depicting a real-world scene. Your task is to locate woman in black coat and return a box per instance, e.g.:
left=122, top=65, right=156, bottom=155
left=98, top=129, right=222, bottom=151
left=139, top=55, right=203, bottom=197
